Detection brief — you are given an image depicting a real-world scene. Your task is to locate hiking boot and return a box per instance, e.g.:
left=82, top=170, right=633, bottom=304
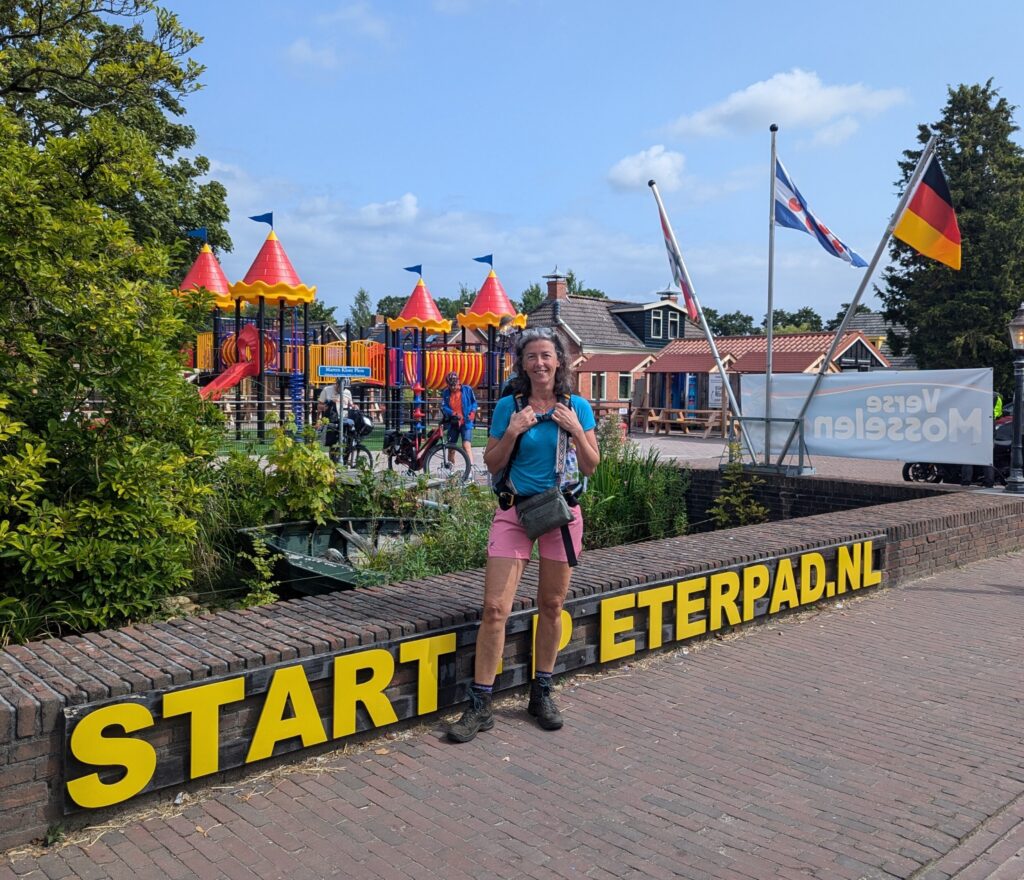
left=446, top=688, right=494, bottom=743
left=528, top=678, right=563, bottom=730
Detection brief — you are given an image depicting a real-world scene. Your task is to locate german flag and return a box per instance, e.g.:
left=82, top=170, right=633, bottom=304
left=893, top=155, right=961, bottom=270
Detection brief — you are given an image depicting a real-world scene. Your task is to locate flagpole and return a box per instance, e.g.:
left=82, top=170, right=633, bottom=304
left=648, top=180, right=757, bottom=461
left=765, top=123, right=779, bottom=465
left=774, top=134, right=939, bottom=464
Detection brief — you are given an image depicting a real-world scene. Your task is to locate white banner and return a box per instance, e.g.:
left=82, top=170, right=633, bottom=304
left=742, top=369, right=994, bottom=464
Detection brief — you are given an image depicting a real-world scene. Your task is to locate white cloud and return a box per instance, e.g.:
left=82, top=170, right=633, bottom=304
left=318, top=2, right=390, bottom=41
left=811, top=115, right=860, bottom=147
left=284, top=38, right=340, bottom=71
left=608, top=145, right=686, bottom=192
left=359, top=193, right=419, bottom=226
left=669, top=69, right=905, bottom=140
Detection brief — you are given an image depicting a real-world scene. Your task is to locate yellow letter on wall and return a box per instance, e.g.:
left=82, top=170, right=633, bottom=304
left=861, top=540, right=882, bottom=588
left=600, top=594, right=637, bottom=662
left=708, top=571, right=741, bottom=632
left=675, top=578, right=707, bottom=641
left=333, top=649, right=399, bottom=738
left=742, top=565, right=770, bottom=622
left=769, top=559, right=799, bottom=614
left=637, top=584, right=674, bottom=650
left=163, top=678, right=245, bottom=780
left=799, top=553, right=826, bottom=606
left=399, top=634, right=456, bottom=716
left=246, top=665, right=327, bottom=763
left=66, top=703, right=157, bottom=809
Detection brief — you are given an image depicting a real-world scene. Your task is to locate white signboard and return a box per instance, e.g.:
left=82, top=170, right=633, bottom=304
left=708, top=373, right=723, bottom=409
left=742, top=369, right=993, bottom=465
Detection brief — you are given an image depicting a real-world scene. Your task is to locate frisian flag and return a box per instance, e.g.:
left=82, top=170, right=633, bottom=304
left=893, top=154, right=961, bottom=270
left=774, top=159, right=867, bottom=267
left=653, top=198, right=699, bottom=321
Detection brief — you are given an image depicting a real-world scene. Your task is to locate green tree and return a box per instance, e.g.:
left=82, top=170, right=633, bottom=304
left=376, top=295, right=407, bottom=319
left=436, top=283, right=475, bottom=322
left=0, top=1, right=232, bottom=280
left=761, top=307, right=823, bottom=334
left=704, top=307, right=756, bottom=336
left=518, top=282, right=544, bottom=314
left=566, top=269, right=607, bottom=299
left=348, top=287, right=373, bottom=329
left=825, top=303, right=872, bottom=331
left=0, top=2, right=228, bottom=641
left=879, top=80, right=1024, bottom=396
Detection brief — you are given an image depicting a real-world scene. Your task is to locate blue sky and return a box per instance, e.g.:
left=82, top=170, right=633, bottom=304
left=174, top=0, right=1024, bottom=325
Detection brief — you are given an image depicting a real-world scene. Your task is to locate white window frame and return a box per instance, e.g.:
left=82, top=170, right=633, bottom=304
left=668, top=310, right=680, bottom=339
left=651, top=310, right=663, bottom=339
left=591, top=372, right=606, bottom=401
left=618, top=373, right=632, bottom=400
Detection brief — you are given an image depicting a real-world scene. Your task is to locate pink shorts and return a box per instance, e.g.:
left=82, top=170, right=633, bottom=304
left=487, top=504, right=584, bottom=563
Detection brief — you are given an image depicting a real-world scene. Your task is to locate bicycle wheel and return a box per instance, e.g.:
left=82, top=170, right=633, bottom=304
left=424, top=443, right=471, bottom=482
left=344, top=444, right=374, bottom=470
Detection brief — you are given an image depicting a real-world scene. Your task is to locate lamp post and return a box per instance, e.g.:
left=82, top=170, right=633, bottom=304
left=1005, top=302, right=1024, bottom=494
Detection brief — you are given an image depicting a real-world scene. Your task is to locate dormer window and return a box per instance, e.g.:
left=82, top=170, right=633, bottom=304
left=667, top=311, right=679, bottom=339
left=651, top=310, right=663, bottom=339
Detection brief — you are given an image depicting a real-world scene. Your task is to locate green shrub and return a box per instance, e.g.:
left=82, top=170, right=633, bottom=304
left=265, top=421, right=336, bottom=524
left=707, top=443, right=770, bottom=529
left=580, top=423, right=690, bottom=550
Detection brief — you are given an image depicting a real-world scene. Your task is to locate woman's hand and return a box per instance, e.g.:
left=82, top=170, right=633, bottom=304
left=509, top=405, right=537, bottom=435
left=551, top=402, right=584, bottom=439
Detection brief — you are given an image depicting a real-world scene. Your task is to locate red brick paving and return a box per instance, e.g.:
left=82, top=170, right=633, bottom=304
left=3, top=551, right=1023, bottom=879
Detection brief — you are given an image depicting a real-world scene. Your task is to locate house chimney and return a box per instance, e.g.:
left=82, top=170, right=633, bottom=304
left=543, top=271, right=568, bottom=301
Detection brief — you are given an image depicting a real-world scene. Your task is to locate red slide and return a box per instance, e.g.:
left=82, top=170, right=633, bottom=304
left=199, top=360, right=258, bottom=400
left=199, top=324, right=267, bottom=400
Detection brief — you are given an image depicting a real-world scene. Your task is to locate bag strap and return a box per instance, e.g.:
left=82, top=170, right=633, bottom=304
left=494, top=394, right=528, bottom=496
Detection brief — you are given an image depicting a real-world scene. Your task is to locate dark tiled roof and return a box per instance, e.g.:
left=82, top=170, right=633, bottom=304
left=528, top=296, right=647, bottom=351
left=845, top=311, right=917, bottom=369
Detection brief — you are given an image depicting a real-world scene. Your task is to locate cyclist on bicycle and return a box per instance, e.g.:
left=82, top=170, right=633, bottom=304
left=441, top=371, right=477, bottom=467
left=318, top=378, right=354, bottom=462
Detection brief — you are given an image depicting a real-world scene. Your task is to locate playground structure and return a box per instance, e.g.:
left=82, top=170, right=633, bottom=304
left=176, top=234, right=526, bottom=439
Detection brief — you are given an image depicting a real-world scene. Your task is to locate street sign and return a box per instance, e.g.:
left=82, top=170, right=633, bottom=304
left=318, top=365, right=372, bottom=379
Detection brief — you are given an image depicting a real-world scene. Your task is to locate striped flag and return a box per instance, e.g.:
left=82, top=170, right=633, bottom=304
left=654, top=200, right=699, bottom=321
left=774, top=159, right=867, bottom=267
left=893, top=154, right=961, bottom=270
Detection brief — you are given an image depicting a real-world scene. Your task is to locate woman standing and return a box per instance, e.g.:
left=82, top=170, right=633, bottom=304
left=447, top=327, right=599, bottom=743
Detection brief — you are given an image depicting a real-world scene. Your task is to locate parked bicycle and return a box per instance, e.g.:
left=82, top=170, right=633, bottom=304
left=321, top=405, right=375, bottom=469
left=382, top=416, right=473, bottom=482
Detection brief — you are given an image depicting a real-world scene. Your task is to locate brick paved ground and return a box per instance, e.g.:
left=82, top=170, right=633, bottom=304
left=2, top=550, right=1022, bottom=880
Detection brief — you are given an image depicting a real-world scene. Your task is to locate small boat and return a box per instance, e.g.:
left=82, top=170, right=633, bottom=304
left=241, top=517, right=425, bottom=596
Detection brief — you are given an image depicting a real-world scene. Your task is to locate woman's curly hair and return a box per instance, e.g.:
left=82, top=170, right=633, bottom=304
left=507, top=327, right=575, bottom=398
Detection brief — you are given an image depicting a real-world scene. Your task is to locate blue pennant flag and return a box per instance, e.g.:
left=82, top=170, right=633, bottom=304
left=249, top=212, right=274, bottom=228
left=185, top=227, right=208, bottom=241
left=473, top=254, right=493, bottom=267
left=403, top=264, right=423, bottom=276
left=774, top=160, right=866, bottom=267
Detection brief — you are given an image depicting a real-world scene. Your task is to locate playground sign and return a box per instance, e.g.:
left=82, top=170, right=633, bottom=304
left=318, top=365, right=372, bottom=379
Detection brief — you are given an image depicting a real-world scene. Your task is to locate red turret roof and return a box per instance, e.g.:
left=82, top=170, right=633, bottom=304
left=242, top=230, right=302, bottom=287
left=458, top=270, right=526, bottom=331
left=387, top=278, right=452, bottom=333
left=229, top=231, right=316, bottom=306
left=178, top=244, right=231, bottom=300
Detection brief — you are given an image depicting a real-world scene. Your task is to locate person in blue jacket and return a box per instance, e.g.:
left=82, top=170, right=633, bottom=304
left=446, top=327, right=600, bottom=743
left=440, top=371, right=478, bottom=466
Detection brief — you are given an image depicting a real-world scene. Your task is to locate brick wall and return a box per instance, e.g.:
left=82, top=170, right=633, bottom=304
left=2, top=480, right=1023, bottom=850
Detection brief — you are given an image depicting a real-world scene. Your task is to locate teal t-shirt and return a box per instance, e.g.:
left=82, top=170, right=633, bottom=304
left=490, top=394, right=596, bottom=496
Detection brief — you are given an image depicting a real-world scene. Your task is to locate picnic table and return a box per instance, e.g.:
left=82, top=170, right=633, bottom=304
left=640, top=407, right=734, bottom=438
